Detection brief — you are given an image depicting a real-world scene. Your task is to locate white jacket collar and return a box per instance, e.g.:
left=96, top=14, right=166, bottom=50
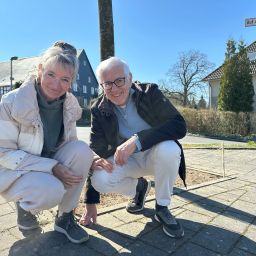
left=11, top=75, right=82, bottom=125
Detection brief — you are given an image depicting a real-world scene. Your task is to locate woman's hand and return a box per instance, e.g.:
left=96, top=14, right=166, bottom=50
left=79, top=204, right=97, bottom=226
left=52, top=163, right=83, bottom=187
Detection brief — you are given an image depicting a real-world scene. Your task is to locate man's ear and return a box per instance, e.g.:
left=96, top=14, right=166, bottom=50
left=128, top=72, right=133, bottom=84
left=38, top=64, right=43, bottom=78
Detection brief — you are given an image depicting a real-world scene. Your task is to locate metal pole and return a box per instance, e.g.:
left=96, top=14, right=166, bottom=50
left=10, top=60, right=13, bottom=91
left=10, top=56, right=18, bottom=91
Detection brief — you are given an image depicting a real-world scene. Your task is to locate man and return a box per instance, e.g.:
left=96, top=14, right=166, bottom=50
left=81, top=57, right=186, bottom=238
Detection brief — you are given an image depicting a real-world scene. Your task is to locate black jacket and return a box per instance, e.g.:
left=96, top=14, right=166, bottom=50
left=85, top=82, right=187, bottom=204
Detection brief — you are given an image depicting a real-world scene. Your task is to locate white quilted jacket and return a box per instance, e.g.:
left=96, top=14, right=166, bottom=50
left=0, top=76, right=82, bottom=193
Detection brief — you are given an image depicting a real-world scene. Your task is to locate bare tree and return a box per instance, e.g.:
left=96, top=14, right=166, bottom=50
left=98, top=0, right=115, bottom=61
left=163, top=50, right=214, bottom=106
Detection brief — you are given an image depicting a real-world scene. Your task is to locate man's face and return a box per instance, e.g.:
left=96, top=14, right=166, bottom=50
left=101, top=66, right=132, bottom=106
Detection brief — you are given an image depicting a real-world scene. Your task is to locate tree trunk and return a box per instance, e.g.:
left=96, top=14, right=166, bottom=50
left=98, top=0, right=115, bottom=61
left=183, top=88, right=188, bottom=106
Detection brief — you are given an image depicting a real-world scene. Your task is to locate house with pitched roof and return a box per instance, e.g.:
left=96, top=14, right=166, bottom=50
left=203, top=41, right=256, bottom=111
left=0, top=49, right=99, bottom=107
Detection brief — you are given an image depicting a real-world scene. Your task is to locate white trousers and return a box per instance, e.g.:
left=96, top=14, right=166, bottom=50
left=91, top=140, right=181, bottom=206
left=2, top=141, right=93, bottom=214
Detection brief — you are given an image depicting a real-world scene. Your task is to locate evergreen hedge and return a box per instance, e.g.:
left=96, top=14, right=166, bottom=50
left=76, top=105, right=256, bottom=139
left=178, top=107, right=255, bottom=138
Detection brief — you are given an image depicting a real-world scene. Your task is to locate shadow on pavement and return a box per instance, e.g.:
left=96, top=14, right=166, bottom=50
left=18, top=227, right=43, bottom=238
left=8, top=185, right=256, bottom=256
left=93, top=212, right=256, bottom=255
left=9, top=211, right=256, bottom=256
left=174, top=187, right=256, bottom=226
left=9, top=230, right=108, bottom=256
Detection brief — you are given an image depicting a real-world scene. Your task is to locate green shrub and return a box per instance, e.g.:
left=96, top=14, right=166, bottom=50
left=178, top=107, right=253, bottom=137
left=77, top=107, right=91, bottom=126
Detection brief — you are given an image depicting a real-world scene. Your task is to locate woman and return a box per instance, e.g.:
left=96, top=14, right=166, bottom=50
left=0, top=41, right=93, bottom=244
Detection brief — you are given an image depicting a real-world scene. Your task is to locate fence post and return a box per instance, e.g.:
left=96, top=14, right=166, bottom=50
left=222, top=142, right=225, bottom=178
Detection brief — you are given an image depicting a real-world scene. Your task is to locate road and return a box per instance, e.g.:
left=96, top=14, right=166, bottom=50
left=76, top=127, right=246, bottom=145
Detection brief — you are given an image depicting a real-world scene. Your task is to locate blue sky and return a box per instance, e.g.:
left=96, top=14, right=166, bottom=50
left=1, top=0, right=256, bottom=85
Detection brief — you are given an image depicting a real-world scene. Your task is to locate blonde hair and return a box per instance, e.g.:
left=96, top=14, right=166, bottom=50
left=39, top=41, right=79, bottom=83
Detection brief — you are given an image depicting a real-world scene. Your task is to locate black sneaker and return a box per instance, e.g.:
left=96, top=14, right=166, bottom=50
left=16, top=202, right=40, bottom=230
left=126, top=177, right=151, bottom=213
left=54, top=211, right=89, bottom=244
left=155, top=206, right=184, bottom=238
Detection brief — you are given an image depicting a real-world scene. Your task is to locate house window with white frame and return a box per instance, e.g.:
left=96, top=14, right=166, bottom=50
left=91, top=87, right=94, bottom=95
left=83, top=60, right=87, bottom=66
left=83, top=85, right=87, bottom=93
left=84, top=98, right=87, bottom=107
left=1, top=86, right=10, bottom=94
left=88, top=76, right=91, bottom=83
left=73, top=83, right=78, bottom=92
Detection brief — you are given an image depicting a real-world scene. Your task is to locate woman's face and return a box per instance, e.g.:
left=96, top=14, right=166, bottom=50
left=38, top=62, right=73, bottom=101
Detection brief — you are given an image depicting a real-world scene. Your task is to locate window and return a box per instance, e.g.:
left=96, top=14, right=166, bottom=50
left=83, top=85, right=87, bottom=93
left=77, top=74, right=79, bottom=80
left=84, top=98, right=87, bottom=107
left=1, top=86, right=10, bottom=94
left=4, top=87, right=8, bottom=94
left=91, top=87, right=94, bottom=95
left=83, top=60, right=87, bottom=66
left=73, top=83, right=78, bottom=92
left=88, top=76, right=91, bottom=83
left=248, top=52, right=256, bottom=61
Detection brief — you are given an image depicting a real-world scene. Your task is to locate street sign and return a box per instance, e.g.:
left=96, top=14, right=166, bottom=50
left=245, top=18, right=256, bottom=27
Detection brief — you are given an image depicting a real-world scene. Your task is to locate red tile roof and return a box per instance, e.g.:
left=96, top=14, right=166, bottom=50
left=203, top=41, right=256, bottom=81
left=247, top=41, right=256, bottom=52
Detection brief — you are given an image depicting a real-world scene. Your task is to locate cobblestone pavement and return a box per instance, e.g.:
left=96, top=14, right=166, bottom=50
left=0, top=128, right=255, bottom=255
left=184, top=148, right=256, bottom=177
left=1, top=175, right=255, bottom=256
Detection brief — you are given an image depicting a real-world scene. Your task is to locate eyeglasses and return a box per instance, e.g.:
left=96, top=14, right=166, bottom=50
left=100, top=77, right=126, bottom=90
left=53, top=41, right=77, bottom=56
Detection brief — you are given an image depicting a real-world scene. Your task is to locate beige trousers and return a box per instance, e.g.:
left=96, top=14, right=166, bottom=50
left=2, top=141, right=93, bottom=214
left=91, top=140, right=181, bottom=206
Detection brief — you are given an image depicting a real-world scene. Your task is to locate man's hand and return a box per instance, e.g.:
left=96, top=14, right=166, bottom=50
left=91, top=158, right=113, bottom=172
left=114, top=136, right=137, bottom=166
left=52, top=163, right=83, bottom=187
left=79, top=204, right=97, bottom=226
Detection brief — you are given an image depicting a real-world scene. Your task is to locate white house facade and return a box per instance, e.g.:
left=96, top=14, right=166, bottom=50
left=203, top=41, right=256, bottom=111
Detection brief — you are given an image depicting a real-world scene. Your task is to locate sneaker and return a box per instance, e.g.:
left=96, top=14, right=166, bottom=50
left=16, top=202, right=40, bottom=230
left=154, top=206, right=184, bottom=238
left=126, top=177, right=151, bottom=213
left=54, top=211, right=89, bottom=244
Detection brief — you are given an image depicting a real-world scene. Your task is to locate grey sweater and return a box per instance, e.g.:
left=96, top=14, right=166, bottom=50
left=35, top=84, right=64, bottom=157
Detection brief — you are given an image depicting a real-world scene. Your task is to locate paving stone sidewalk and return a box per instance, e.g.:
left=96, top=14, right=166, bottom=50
left=0, top=171, right=255, bottom=256
left=184, top=148, right=256, bottom=177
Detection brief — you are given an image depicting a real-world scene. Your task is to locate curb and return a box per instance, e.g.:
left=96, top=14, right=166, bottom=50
left=184, top=147, right=256, bottom=150
left=87, top=175, right=234, bottom=217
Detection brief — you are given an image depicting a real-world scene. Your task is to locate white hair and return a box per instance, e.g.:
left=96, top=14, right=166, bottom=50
left=96, top=57, right=130, bottom=83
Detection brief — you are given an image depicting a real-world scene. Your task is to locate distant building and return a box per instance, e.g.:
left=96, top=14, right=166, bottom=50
left=0, top=49, right=99, bottom=107
left=203, top=41, right=256, bottom=111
